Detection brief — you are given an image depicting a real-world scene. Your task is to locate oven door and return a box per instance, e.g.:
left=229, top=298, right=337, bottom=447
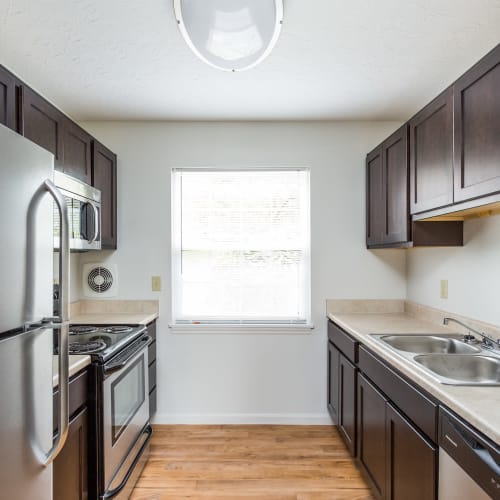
left=102, top=338, right=150, bottom=493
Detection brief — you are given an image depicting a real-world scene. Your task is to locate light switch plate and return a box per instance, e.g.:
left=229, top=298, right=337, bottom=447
left=440, top=279, right=448, bottom=299
left=152, top=275, right=161, bottom=292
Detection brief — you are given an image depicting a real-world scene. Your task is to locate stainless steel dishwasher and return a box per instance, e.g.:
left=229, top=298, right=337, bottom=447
left=439, top=407, right=500, bottom=499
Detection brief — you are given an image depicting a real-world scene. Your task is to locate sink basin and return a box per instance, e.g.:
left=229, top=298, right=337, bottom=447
left=414, top=354, right=500, bottom=385
left=378, top=335, right=482, bottom=354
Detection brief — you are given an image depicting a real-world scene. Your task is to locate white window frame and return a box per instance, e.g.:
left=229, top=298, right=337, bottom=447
left=170, top=167, right=313, bottom=333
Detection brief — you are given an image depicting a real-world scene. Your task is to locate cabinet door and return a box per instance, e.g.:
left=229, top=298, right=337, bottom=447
left=92, top=141, right=117, bottom=249
left=63, top=119, right=92, bottom=183
left=22, top=86, right=64, bottom=168
left=53, top=406, right=89, bottom=500
left=386, top=403, right=437, bottom=500
left=0, top=65, right=17, bottom=131
left=358, top=373, right=387, bottom=499
left=382, top=125, right=409, bottom=244
left=338, top=354, right=356, bottom=456
left=327, top=341, right=340, bottom=424
left=366, top=146, right=384, bottom=246
left=453, top=44, right=500, bottom=203
left=409, top=88, right=454, bottom=214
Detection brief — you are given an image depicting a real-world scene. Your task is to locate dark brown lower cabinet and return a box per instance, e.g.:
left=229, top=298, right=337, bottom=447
left=327, top=340, right=357, bottom=456
left=147, top=321, right=157, bottom=416
left=358, top=373, right=387, bottom=499
left=338, top=354, right=357, bottom=455
left=386, top=403, right=437, bottom=500
left=53, top=406, right=89, bottom=500
left=53, top=370, right=89, bottom=500
left=357, top=373, right=437, bottom=500
left=327, top=341, right=340, bottom=424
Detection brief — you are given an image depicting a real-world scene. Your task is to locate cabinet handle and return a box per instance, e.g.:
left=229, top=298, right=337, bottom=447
left=444, top=434, right=458, bottom=448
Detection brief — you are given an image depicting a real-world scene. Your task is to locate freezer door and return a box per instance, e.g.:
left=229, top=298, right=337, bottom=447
left=0, top=124, right=54, bottom=333
left=0, top=326, right=53, bottom=500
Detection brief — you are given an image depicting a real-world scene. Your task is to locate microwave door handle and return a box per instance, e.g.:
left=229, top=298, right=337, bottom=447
left=87, top=202, right=99, bottom=244
left=41, top=179, right=70, bottom=465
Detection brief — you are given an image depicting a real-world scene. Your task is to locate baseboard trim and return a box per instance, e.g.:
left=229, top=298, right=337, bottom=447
left=151, top=412, right=333, bottom=425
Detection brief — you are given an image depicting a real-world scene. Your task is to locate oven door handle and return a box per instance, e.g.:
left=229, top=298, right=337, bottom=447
left=101, top=425, right=153, bottom=500
left=104, top=335, right=152, bottom=375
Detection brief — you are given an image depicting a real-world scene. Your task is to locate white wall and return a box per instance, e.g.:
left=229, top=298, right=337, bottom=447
left=78, top=121, right=406, bottom=424
left=407, top=216, right=500, bottom=326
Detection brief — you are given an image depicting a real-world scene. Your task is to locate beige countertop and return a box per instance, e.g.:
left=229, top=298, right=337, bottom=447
left=327, top=309, right=500, bottom=445
left=52, top=354, right=91, bottom=388
left=70, top=312, right=158, bottom=326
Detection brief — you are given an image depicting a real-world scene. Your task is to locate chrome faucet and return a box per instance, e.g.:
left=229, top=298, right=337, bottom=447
left=443, top=317, right=500, bottom=351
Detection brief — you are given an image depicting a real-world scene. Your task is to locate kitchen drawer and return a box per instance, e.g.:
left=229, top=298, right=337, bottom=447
left=148, top=339, right=157, bottom=364
left=146, top=321, right=156, bottom=342
left=53, top=369, right=88, bottom=433
left=328, top=320, right=358, bottom=364
left=358, top=346, right=438, bottom=442
left=149, top=387, right=157, bottom=416
left=148, top=360, right=156, bottom=393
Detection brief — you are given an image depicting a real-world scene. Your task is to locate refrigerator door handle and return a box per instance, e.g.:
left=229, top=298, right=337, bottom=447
left=41, top=179, right=70, bottom=465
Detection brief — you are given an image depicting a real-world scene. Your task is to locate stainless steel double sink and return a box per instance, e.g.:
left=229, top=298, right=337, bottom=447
left=371, top=334, right=500, bottom=386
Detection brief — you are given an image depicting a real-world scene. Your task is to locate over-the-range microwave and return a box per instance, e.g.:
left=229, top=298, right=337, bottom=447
left=53, top=171, right=102, bottom=251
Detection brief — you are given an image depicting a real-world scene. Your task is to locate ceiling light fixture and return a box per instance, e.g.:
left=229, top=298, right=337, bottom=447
left=173, top=0, right=284, bottom=72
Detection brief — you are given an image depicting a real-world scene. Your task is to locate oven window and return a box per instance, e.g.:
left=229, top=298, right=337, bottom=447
left=111, top=356, right=145, bottom=444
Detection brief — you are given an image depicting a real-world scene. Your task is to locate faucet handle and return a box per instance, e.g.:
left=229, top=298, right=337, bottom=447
left=462, top=334, right=476, bottom=343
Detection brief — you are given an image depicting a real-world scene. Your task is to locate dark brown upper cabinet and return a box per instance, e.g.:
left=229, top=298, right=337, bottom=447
left=384, top=127, right=410, bottom=244
left=0, top=65, right=17, bottom=132
left=22, top=86, right=65, bottom=168
left=453, top=44, right=500, bottom=204
left=3, top=63, right=119, bottom=250
left=409, top=88, right=454, bottom=215
left=92, top=140, right=117, bottom=249
left=366, top=126, right=410, bottom=248
left=366, top=147, right=385, bottom=246
left=62, top=118, right=92, bottom=183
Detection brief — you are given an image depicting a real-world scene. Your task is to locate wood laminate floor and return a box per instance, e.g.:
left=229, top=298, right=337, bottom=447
left=130, top=425, right=373, bottom=500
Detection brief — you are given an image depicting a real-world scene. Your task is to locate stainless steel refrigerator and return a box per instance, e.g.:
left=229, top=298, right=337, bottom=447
left=0, top=124, right=70, bottom=500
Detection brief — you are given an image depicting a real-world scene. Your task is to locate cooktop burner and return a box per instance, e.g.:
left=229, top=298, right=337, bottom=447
left=64, top=324, right=147, bottom=362
left=70, top=325, right=98, bottom=335
left=69, top=340, right=107, bottom=354
left=102, top=326, right=133, bottom=334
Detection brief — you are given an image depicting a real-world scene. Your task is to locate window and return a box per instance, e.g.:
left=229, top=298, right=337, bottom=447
left=171, top=168, right=311, bottom=326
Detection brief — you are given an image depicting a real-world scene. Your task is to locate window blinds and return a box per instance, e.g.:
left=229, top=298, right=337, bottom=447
left=171, top=168, right=310, bottom=325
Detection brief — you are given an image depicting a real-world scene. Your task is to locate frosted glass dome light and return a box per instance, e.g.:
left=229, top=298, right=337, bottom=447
left=173, top=0, right=284, bottom=72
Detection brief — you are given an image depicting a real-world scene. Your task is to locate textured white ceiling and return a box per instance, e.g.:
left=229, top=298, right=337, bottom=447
left=0, top=0, right=499, bottom=121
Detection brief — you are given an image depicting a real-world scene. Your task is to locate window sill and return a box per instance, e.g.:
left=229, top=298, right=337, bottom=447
left=168, top=323, right=315, bottom=335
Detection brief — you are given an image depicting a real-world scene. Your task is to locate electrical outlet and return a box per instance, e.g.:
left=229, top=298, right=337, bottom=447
left=440, top=279, right=448, bottom=299
left=152, top=276, right=161, bottom=292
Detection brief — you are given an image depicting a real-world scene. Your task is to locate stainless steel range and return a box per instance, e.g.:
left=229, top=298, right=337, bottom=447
left=68, top=324, right=152, bottom=500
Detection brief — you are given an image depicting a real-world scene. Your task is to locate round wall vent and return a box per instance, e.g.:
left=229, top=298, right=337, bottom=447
left=87, top=266, right=113, bottom=293
left=83, top=263, right=118, bottom=298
